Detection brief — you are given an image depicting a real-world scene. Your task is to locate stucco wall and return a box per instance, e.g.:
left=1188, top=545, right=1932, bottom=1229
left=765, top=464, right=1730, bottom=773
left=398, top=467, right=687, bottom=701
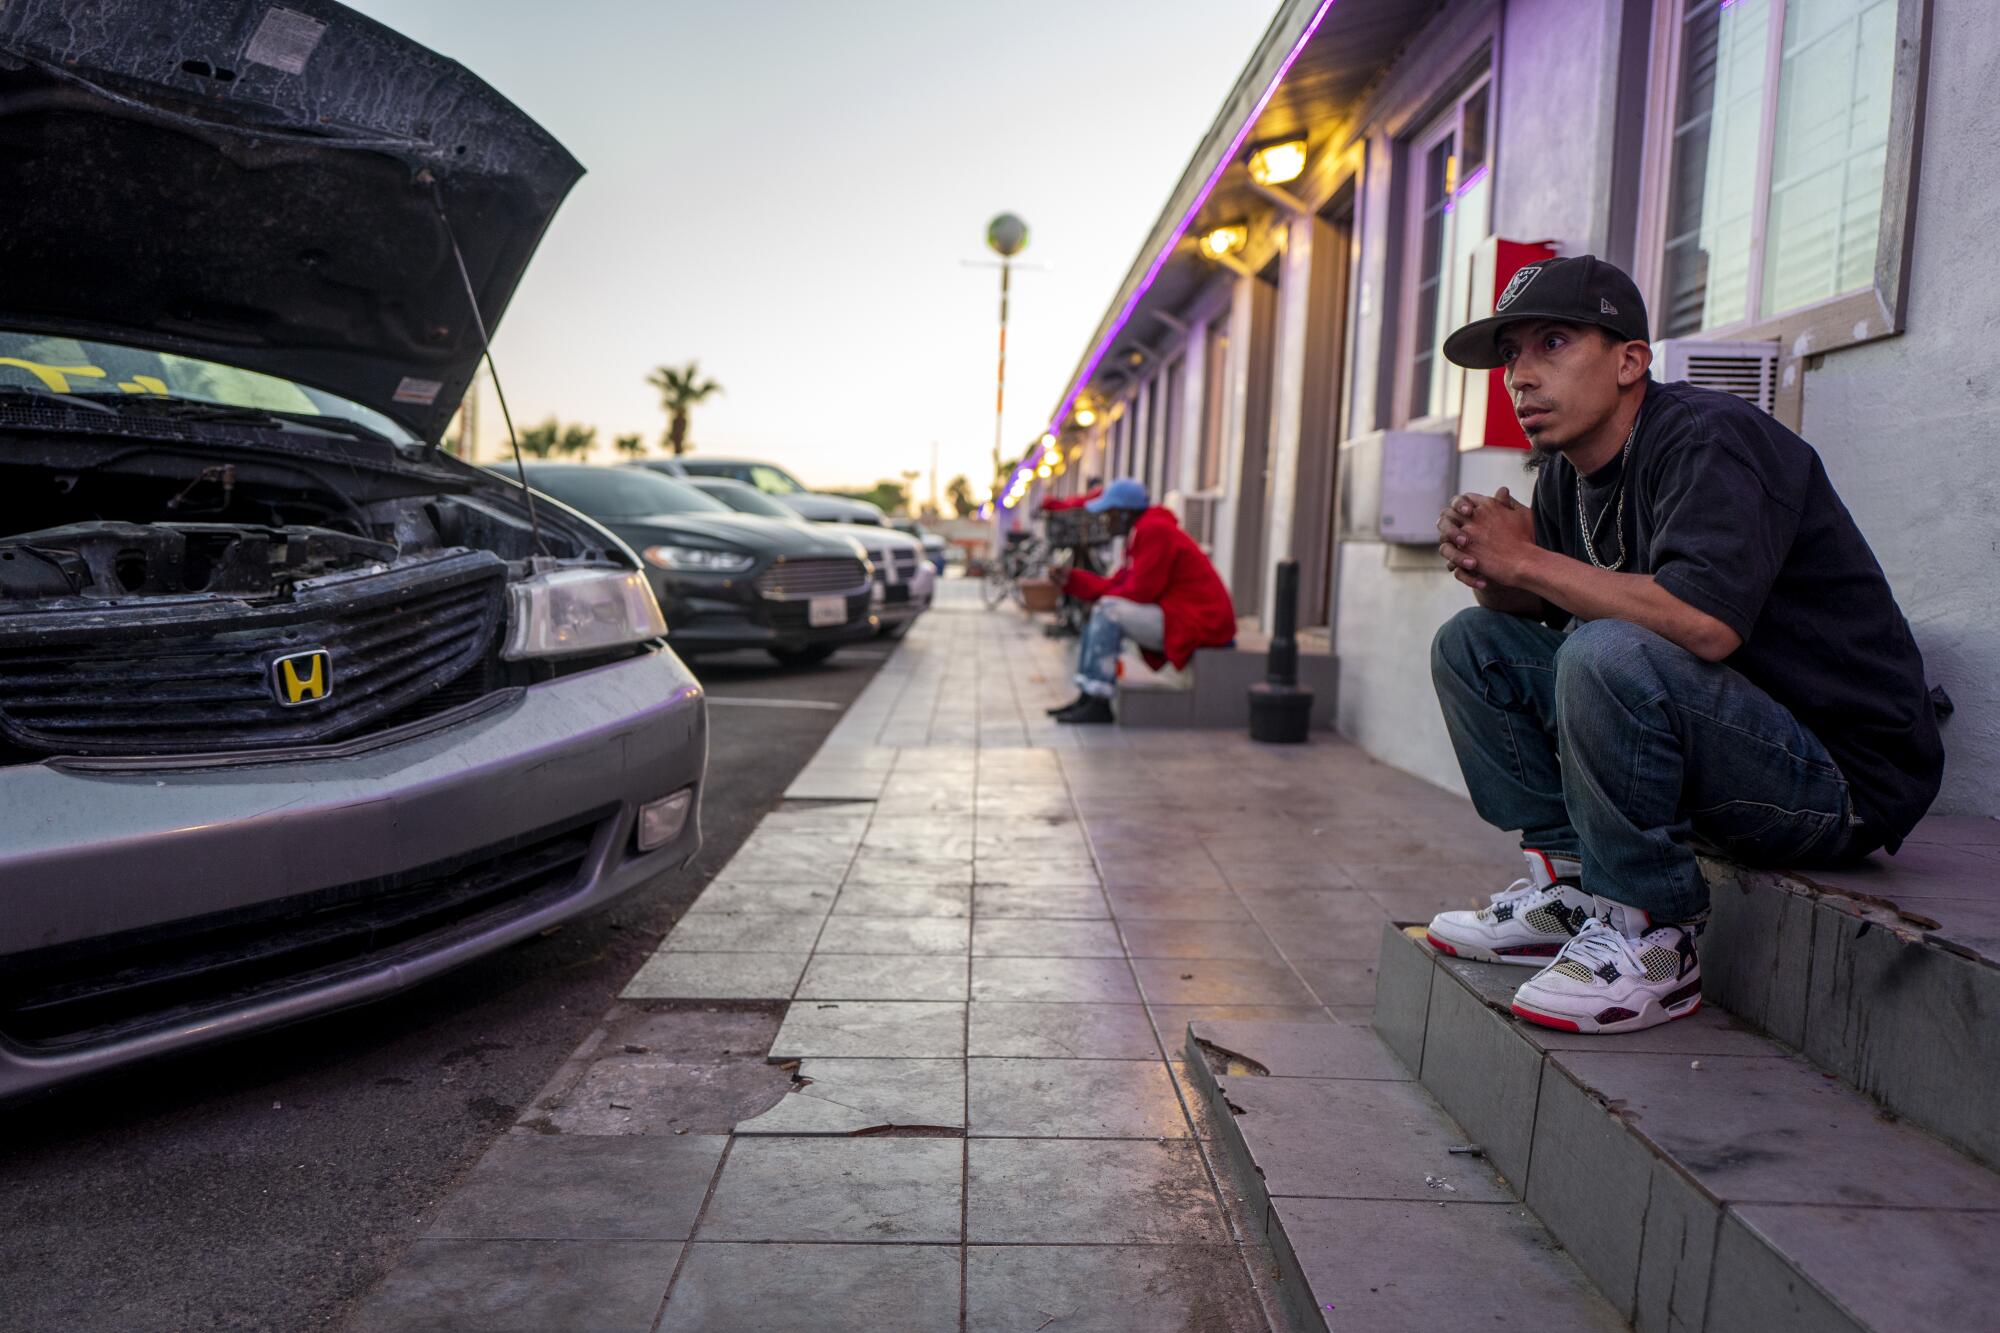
left=1795, top=0, right=2000, bottom=816
left=1336, top=447, right=1535, bottom=796
left=1490, top=0, right=1620, bottom=252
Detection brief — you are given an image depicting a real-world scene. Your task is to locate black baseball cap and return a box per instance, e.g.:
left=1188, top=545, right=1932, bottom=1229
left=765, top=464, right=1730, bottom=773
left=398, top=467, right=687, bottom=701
left=1442, top=254, right=1649, bottom=370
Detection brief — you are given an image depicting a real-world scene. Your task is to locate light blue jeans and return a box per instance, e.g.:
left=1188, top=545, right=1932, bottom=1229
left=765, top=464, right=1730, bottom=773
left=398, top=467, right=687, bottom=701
left=1075, top=597, right=1165, bottom=698
left=1431, top=608, right=1859, bottom=923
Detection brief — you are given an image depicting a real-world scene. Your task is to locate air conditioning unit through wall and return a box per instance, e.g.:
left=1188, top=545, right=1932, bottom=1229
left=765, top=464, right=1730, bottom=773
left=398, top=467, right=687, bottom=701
left=1182, top=494, right=1220, bottom=551
left=1653, top=338, right=1780, bottom=416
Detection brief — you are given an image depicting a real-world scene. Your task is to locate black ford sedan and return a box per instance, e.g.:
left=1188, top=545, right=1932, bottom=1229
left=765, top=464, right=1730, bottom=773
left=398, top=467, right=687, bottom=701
left=499, top=464, right=874, bottom=664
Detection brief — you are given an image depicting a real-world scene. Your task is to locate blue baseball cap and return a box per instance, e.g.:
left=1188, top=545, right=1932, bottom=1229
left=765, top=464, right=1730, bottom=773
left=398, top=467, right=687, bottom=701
left=1085, top=478, right=1149, bottom=513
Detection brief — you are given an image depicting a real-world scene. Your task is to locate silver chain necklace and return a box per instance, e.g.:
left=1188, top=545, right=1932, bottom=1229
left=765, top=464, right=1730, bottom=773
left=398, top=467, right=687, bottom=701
left=1576, top=416, right=1639, bottom=571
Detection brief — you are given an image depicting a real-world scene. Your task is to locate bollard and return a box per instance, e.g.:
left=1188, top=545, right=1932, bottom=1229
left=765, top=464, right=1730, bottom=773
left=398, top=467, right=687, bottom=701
left=1248, top=558, right=1314, bottom=743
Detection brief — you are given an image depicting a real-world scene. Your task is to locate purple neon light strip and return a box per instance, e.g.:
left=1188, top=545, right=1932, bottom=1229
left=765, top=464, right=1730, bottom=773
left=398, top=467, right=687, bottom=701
left=1044, top=0, right=1341, bottom=437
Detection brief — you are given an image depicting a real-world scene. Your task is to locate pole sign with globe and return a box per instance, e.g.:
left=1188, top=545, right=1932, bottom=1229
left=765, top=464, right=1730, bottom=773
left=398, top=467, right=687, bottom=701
left=986, top=213, right=1028, bottom=529
left=986, top=213, right=1029, bottom=258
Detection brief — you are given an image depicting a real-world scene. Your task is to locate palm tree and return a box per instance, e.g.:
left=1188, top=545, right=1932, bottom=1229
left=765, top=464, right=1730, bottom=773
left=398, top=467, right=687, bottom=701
left=614, top=433, right=646, bottom=459
left=646, top=361, right=723, bottom=456
left=518, top=419, right=594, bottom=458
left=946, top=474, right=974, bottom=517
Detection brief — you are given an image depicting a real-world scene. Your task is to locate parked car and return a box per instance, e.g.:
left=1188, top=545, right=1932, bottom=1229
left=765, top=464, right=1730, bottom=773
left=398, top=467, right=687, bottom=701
left=0, top=3, right=705, bottom=1099
left=679, top=475, right=933, bottom=640
left=636, top=456, right=886, bottom=525
left=889, top=517, right=950, bottom=575
left=501, top=464, right=874, bottom=663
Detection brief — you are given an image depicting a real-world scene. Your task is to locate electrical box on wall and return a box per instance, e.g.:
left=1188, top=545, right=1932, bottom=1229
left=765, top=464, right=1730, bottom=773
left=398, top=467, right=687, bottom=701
left=1457, top=236, right=1559, bottom=453
left=1378, top=431, right=1457, bottom=544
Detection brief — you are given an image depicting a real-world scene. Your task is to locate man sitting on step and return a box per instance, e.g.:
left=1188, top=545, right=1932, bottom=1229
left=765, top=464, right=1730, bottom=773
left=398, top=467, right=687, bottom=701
left=1044, top=477, right=1237, bottom=725
left=1422, top=254, right=1942, bottom=1034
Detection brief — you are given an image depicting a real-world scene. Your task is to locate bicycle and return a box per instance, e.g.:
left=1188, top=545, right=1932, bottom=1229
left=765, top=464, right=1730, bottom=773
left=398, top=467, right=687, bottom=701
left=982, top=530, right=1051, bottom=610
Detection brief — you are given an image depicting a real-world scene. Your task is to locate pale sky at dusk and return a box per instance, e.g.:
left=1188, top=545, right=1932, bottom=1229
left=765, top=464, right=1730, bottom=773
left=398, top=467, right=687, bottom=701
left=344, top=0, right=1277, bottom=501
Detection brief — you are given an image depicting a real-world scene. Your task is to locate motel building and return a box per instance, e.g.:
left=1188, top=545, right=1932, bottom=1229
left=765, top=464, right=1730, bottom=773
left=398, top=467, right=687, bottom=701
left=1010, top=0, right=1994, bottom=817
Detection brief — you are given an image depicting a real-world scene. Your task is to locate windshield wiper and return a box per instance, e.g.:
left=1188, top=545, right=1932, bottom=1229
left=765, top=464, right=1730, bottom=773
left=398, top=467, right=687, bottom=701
left=0, top=386, right=400, bottom=444
left=66, top=393, right=396, bottom=444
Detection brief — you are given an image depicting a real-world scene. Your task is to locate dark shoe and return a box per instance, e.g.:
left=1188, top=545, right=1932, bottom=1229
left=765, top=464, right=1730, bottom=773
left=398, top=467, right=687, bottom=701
left=1054, top=696, right=1115, bottom=725
left=1046, top=694, right=1091, bottom=716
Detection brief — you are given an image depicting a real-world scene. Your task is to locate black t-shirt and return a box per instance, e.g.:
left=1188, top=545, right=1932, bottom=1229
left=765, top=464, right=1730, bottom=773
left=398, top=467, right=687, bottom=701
left=1531, top=378, right=1942, bottom=848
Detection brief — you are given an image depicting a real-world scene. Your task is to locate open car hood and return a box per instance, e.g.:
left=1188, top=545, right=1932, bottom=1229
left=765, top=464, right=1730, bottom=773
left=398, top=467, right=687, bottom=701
left=0, top=0, right=582, bottom=443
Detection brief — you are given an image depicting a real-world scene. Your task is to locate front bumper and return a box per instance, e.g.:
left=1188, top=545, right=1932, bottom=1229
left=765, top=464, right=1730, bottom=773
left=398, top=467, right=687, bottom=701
left=874, top=586, right=934, bottom=626
left=0, top=647, right=707, bottom=1100
left=659, top=581, right=875, bottom=654
left=874, top=565, right=937, bottom=627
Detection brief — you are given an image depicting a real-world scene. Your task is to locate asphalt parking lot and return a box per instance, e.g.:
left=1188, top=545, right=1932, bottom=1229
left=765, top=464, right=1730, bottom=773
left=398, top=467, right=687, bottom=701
left=0, top=645, right=888, bottom=1333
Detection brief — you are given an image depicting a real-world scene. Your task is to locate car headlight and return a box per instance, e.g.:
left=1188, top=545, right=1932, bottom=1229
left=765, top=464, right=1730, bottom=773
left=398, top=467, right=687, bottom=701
left=502, top=567, right=668, bottom=660
left=642, top=544, right=757, bottom=573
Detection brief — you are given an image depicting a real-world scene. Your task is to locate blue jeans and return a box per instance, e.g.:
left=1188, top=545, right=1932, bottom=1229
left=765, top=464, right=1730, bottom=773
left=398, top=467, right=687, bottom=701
left=1431, top=608, right=1857, bottom=923
left=1075, top=597, right=1165, bottom=699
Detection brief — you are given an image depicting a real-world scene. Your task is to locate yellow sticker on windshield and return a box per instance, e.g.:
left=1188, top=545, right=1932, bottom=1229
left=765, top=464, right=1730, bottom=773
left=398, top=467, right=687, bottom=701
left=0, top=358, right=108, bottom=393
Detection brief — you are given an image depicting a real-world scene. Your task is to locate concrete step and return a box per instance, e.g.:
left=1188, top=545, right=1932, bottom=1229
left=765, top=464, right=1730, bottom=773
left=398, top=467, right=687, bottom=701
left=1694, top=819, right=2000, bottom=1171
left=1180, top=1017, right=1628, bottom=1332
left=1374, top=923, right=2000, bottom=1333
left=1116, top=642, right=1338, bottom=729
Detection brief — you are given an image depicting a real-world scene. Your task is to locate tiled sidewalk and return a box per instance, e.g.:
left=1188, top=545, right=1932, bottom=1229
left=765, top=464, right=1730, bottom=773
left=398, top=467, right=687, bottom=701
left=349, top=581, right=1521, bottom=1332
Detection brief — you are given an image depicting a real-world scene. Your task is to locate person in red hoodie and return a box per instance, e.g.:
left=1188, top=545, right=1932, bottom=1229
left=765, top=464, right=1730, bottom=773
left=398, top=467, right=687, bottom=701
left=1045, top=477, right=1237, bottom=724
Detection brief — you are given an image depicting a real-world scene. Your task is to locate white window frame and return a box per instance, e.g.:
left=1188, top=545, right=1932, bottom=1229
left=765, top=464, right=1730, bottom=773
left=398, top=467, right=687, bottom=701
left=1196, top=316, right=1232, bottom=494
left=1159, top=354, right=1185, bottom=498
left=1395, top=69, right=1494, bottom=429
left=1632, top=0, right=1931, bottom=368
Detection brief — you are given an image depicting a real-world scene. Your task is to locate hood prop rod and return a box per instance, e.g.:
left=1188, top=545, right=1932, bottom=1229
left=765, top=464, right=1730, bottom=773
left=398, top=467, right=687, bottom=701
left=431, top=180, right=547, bottom=556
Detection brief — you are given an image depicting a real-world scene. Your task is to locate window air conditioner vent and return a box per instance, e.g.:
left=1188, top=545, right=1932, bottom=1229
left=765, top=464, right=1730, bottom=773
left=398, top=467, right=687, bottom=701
left=1182, top=495, right=1220, bottom=550
left=1653, top=338, right=1780, bottom=416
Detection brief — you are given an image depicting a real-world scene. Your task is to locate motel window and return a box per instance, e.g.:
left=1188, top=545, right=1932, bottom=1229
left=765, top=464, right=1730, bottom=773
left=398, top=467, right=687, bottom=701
left=1198, top=319, right=1230, bottom=490
left=1654, top=0, right=1898, bottom=336
left=1406, top=74, right=1493, bottom=422
left=1141, top=375, right=1161, bottom=491
left=1160, top=357, right=1185, bottom=494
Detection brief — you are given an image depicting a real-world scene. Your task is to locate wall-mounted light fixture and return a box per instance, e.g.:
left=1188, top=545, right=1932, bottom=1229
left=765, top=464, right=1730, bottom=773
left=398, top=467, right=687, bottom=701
left=1247, top=138, right=1308, bottom=187
left=1197, top=223, right=1249, bottom=261
left=1073, top=406, right=1098, bottom=428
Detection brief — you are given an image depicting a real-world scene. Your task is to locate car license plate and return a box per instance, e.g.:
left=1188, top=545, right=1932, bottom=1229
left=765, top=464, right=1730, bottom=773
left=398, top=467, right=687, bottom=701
left=808, top=595, right=847, bottom=627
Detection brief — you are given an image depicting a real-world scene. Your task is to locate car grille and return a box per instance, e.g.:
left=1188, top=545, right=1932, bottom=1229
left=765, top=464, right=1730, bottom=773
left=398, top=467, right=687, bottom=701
left=883, top=585, right=911, bottom=605
left=755, top=556, right=868, bottom=599
left=866, top=549, right=920, bottom=586
left=0, top=813, right=606, bottom=1051
left=0, top=551, right=505, bottom=756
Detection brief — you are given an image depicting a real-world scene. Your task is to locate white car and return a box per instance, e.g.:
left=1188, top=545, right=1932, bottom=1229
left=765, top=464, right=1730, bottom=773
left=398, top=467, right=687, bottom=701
left=679, top=477, right=933, bottom=639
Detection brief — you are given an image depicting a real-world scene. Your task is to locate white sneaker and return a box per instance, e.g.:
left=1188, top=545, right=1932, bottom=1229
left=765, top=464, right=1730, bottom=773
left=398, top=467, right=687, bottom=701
left=1425, top=850, right=1592, bottom=965
left=1510, top=902, right=1702, bottom=1034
